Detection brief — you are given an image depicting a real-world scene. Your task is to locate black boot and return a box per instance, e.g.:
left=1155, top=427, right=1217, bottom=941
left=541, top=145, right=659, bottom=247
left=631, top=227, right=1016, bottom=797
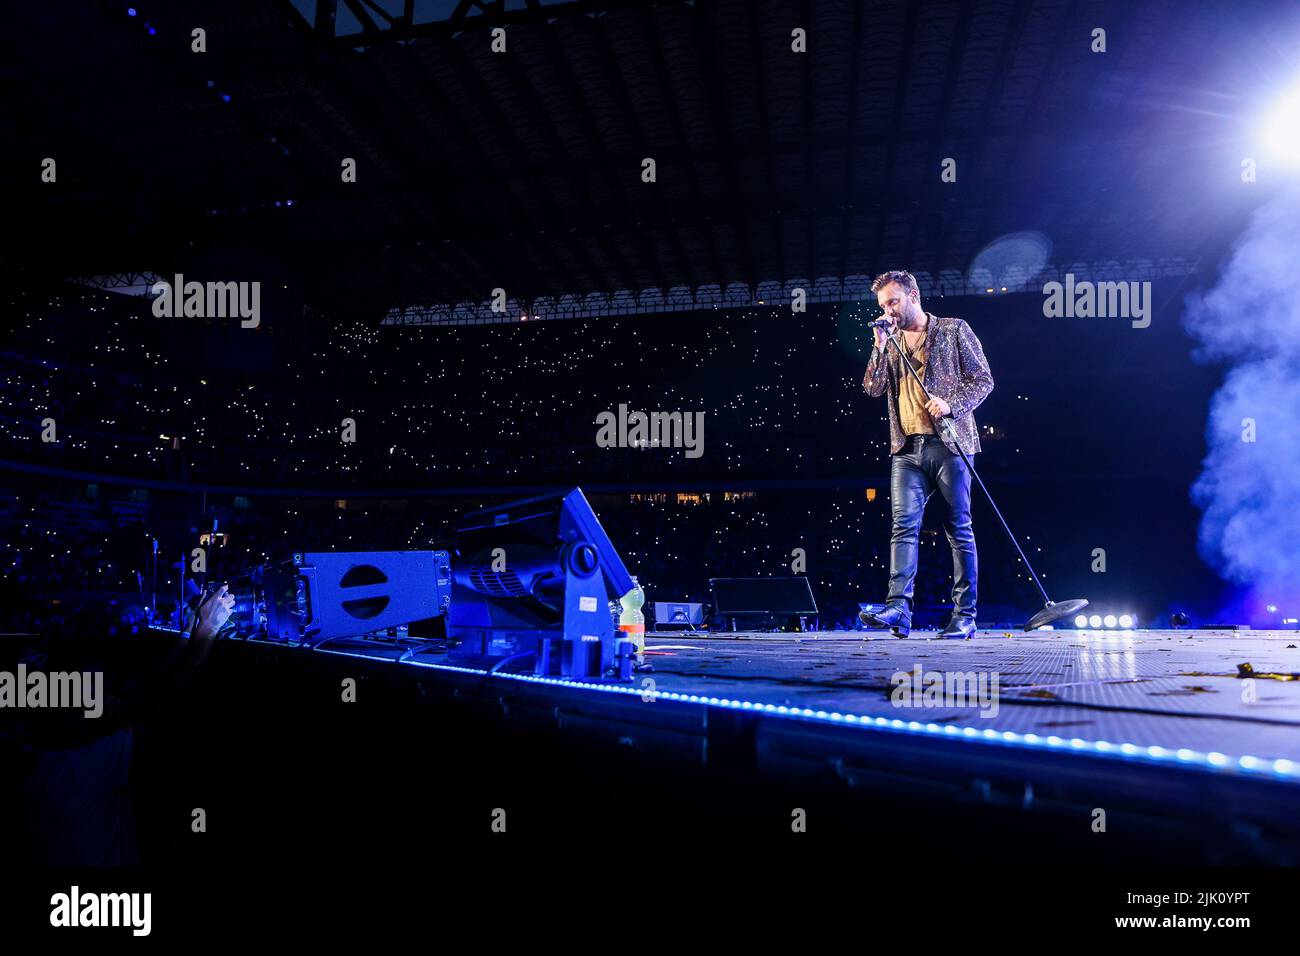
left=940, top=615, right=977, bottom=640
left=859, top=603, right=911, bottom=638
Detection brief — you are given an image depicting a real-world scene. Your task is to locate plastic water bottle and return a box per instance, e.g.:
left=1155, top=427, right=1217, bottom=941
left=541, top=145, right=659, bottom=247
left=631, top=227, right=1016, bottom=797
left=619, top=576, right=646, bottom=656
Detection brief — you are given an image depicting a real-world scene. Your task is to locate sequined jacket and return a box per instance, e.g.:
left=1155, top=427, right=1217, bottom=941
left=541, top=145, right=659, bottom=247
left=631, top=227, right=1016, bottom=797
left=862, top=313, right=994, bottom=456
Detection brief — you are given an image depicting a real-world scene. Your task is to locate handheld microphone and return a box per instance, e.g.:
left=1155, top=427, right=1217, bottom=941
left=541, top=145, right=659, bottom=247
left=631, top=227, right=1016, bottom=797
left=869, top=318, right=898, bottom=329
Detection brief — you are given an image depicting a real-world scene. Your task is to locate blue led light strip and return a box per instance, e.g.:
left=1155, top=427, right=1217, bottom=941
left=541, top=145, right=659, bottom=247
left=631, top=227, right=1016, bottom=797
left=314, top=647, right=1300, bottom=785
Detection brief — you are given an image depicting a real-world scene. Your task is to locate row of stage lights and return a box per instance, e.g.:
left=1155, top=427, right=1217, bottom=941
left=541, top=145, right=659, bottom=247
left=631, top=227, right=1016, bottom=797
left=1075, top=613, right=1135, bottom=629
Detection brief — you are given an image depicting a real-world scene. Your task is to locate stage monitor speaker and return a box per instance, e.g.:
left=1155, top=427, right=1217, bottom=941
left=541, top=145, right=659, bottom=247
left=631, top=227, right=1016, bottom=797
left=249, top=551, right=451, bottom=644
left=653, top=601, right=703, bottom=627
left=709, top=576, right=817, bottom=631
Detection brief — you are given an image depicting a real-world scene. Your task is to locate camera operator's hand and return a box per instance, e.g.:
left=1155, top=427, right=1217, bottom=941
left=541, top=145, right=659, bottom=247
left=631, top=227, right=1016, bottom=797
left=192, top=583, right=235, bottom=640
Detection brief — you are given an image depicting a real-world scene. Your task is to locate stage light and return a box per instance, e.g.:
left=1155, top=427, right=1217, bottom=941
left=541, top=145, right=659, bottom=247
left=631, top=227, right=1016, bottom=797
left=1089, top=614, right=1102, bottom=628
left=1074, top=614, right=1088, bottom=627
left=127, top=7, right=137, bottom=15
left=1119, top=613, right=1133, bottom=628
left=1266, top=604, right=1277, bottom=613
left=1103, top=614, right=1117, bottom=628
left=1262, top=85, right=1300, bottom=164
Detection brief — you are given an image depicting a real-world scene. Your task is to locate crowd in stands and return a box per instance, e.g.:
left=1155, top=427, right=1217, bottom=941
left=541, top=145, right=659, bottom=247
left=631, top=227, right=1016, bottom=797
left=0, top=285, right=944, bottom=488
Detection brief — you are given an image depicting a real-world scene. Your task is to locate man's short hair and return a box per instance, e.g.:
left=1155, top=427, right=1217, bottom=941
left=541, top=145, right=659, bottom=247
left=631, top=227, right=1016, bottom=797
left=870, top=270, right=920, bottom=297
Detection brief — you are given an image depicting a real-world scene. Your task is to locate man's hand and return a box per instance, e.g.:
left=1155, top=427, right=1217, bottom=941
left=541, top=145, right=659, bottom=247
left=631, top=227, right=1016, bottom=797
left=925, top=397, right=951, bottom=418
left=872, top=316, right=897, bottom=351
left=193, top=583, right=235, bottom=640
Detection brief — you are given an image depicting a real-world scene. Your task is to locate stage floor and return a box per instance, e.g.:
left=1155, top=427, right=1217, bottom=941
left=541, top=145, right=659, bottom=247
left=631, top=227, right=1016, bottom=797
left=639, top=627, right=1300, bottom=774
left=212, top=622, right=1300, bottom=859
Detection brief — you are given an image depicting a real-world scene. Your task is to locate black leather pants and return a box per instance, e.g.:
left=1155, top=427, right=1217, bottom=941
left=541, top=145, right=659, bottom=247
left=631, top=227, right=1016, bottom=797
left=886, top=434, right=978, bottom=621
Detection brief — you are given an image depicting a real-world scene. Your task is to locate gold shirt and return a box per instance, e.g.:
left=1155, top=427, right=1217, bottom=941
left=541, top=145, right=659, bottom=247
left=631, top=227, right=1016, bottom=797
left=897, top=334, right=936, bottom=437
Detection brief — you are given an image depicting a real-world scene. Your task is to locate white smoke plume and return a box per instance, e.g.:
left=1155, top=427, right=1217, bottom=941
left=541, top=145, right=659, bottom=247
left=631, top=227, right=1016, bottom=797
left=1183, top=186, right=1300, bottom=619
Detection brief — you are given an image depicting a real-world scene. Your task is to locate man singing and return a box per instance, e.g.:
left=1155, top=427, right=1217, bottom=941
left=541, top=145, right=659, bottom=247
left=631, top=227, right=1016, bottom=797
left=860, top=270, right=994, bottom=639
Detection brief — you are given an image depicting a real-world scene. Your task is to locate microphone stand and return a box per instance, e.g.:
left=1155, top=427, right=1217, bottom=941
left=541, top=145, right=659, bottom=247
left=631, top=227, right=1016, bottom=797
left=879, top=323, right=1086, bottom=630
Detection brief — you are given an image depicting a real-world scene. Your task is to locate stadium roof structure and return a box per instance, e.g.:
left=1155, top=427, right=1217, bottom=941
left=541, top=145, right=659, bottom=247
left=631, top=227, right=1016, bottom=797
left=6, top=0, right=1281, bottom=323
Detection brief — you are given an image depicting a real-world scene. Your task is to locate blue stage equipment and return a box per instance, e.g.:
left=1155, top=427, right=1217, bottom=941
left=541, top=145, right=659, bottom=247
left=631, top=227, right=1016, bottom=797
left=448, top=487, right=637, bottom=682
left=653, top=601, right=704, bottom=630
left=217, top=550, right=451, bottom=645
